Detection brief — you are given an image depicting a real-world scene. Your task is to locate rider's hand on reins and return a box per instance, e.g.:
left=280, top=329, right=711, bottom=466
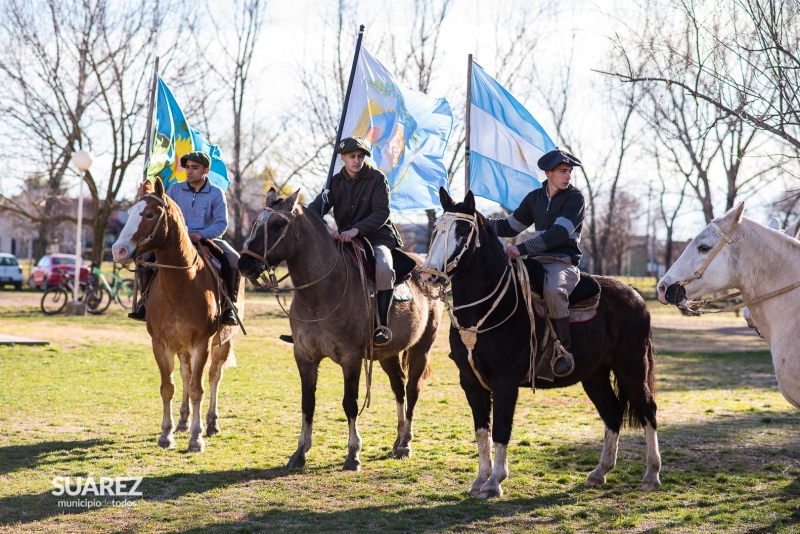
left=504, top=246, right=521, bottom=259
left=327, top=227, right=340, bottom=240
left=338, top=228, right=359, bottom=243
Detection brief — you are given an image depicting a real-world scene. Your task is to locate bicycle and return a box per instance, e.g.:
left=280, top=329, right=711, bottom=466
left=40, top=272, right=90, bottom=315
left=84, top=264, right=135, bottom=314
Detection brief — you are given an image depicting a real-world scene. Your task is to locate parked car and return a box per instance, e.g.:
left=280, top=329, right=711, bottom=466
left=0, top=253, right=23, bottom=290
left=29, top=254, right=90, bottom=290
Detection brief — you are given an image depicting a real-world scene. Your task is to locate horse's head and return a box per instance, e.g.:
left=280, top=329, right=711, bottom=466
left=238, top=187, right=301, bottom=284
left=420, top=187, right=482, bottom=287
left=657, top=202, right=745, bottom=306
left=112, top=178, right=171, bottom=267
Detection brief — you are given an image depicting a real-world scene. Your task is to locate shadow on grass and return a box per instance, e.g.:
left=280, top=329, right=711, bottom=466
left=656, top=350, right=778, bottom=392
left=0, top=439, right=111, bottom=476
left=0, top=466, right=298, bottom=526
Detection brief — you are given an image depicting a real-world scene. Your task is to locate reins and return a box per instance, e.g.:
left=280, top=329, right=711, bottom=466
left=242, top=205, right=377, bottom=412
left=423, top=211, right=537, bottom=391
left=676, top=221, right=800, bottom=315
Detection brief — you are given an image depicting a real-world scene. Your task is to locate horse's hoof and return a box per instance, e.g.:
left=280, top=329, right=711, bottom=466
left=392, top=445, right=411, bottom=459
left=585, top=471, right=606, bottom=486
left=188, top=439, right=205, bottom=453
left=175, top=421, right=189, bottom=432
left=158, top=435, right=175, bottom=449
left=286, top=454, right=306, bottom=469
left=343, top=458, right=361, bottom=472
left=477, top=484, right=503, bottom=500
left=640, top=479, right=661, bottom=491
left=205, top=423, right=220, bottom=437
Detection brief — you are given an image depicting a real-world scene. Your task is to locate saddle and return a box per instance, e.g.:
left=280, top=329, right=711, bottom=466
left=344, top=237, right=418, bottom=288
left=199, top=239, right=232, bottom=297
left=521, top=257, right=601, bottom=322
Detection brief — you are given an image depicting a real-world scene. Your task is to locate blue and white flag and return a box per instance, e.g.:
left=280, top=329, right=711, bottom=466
left=469, top=62, right=555, bottom=209
left=341, top=47, right=453, bottom=211
left=146, top=77, right=229, bottom=191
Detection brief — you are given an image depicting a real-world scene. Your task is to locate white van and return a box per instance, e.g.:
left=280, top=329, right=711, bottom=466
left=0, top=253, right=23, bottom=290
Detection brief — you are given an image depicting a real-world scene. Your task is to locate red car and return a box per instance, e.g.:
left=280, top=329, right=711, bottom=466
left=29, top=254, right=90, bottom=290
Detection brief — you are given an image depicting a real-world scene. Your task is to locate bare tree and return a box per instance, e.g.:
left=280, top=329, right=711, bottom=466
left=0, top=0, right=195, bottom=264
left=202, top=0, right=274, bottom=250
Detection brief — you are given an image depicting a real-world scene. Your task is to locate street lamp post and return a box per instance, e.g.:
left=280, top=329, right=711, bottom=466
left=68, top=150, right=92, bottom=316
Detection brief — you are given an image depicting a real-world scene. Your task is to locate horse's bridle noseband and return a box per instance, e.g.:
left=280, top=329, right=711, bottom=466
left=419, top=211, right=481, bottom=284
left=241, top=206, right=297, bottom=288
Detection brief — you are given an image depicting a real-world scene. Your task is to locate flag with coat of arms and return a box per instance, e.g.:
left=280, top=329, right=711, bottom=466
left=145, top=77, right=229, bottom=191
left=340, top=47, right=453, bottom=211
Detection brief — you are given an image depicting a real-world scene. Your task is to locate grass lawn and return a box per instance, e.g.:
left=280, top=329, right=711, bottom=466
left=0, top=289, right=798, bottom=533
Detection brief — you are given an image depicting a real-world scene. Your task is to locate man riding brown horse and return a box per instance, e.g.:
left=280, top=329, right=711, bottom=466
left=306, top=136, right=404, bottom=346
left=129, top=151, right=242, bottom=326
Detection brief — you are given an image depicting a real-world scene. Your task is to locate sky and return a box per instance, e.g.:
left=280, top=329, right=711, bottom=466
left=12, top=0, right=789, bottom=242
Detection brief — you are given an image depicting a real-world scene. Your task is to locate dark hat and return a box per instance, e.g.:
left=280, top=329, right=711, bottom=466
left=537, top=149, right=582, bottom=171
left=336, top=136, right=372, bottom=157
left=180, top=151, right=211, bottom=168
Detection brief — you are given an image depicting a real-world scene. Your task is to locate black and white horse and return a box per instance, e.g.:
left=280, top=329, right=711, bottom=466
left=420, top=188, right=661, bottom=498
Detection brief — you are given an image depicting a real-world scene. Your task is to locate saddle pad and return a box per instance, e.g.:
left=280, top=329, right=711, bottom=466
left=393, top=281, right=413, bottom=302
left=521, top=257, right=601, bottom=305
left=532, top=301, right=598, bottom=323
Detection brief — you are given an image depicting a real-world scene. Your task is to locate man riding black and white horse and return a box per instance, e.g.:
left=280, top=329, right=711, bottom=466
left=487, top=148, right=585, bottom=377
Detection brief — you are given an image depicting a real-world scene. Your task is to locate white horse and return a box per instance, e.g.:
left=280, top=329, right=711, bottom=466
left=657, top=203, right=800, bottom=409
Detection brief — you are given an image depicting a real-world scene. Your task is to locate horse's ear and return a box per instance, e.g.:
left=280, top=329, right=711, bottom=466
left=439, top=186, right=454, bottom=209
left=786, top=218, right=800, bottom=239
left=464, top=190, right=476, bottom=213
left=285, top=189, right=300, bottom=209
left=266, top=187, right=278, bottom=207
left=732, top=201, right=745, bottom=224
left=768, top=216, right=782, bottom=230
left=154, top=177, right=165, bottom=199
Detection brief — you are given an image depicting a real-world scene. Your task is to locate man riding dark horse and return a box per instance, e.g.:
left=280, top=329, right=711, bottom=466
left=487, top=148, right=585, bottom=377
left=305, top=136, right=404, bottom=346
left=129, top=151, right=242, bottom=326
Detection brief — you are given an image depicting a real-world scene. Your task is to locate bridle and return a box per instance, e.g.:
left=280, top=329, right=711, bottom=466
left=419, top=211, right=480, bottom=284
left=241, top=206, right=299, bottom=290
left=674, top=220, right=800, bottom=314
left=421, top=210, right=536, bottom=390
left=133, top=193, right=198, bottom=271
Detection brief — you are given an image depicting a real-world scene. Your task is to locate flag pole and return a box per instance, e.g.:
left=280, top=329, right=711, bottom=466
left=465, top=53, right=472, bottom=194
left=142, top=56, right=160, bottom=185
left=321, top=24, right=365, bottom=214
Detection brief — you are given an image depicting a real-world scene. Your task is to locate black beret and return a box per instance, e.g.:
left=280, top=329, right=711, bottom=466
left=336, top=136, right=372, bottom=157
left=537, top=149, right=582, bottom=171
left=180, top=151, right=211, bottom=168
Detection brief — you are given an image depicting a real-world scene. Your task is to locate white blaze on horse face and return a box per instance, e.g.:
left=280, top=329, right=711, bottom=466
left=657, top=224, right=737, bottom=304
left=112, top=199, right=147, bottom=264
left=421, top=219, right=461, bottom=281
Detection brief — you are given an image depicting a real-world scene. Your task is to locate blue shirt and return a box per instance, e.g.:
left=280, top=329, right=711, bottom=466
left=167, top=179, right=228, bottom=240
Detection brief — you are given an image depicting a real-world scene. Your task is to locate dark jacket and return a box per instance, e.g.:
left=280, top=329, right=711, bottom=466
left=488, top=181, right=585, bottom=266
left=308, top=165, right=403, bottom=249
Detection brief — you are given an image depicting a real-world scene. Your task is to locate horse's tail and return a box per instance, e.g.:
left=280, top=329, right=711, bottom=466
left=401, top=350, right=433, bottom=382
left=614, top=330, right=657, bottom=431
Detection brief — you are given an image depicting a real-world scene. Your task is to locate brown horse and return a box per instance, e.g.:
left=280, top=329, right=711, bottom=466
left=111, top=178, right=244, bottom=452
left=238, top=188, right=442, bottom=471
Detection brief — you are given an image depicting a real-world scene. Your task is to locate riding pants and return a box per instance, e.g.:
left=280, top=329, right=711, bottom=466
left=213, top=238, right=239, bottom=269
left=374, top=245, right=395, bottom=291
left=536, top=254, right=579, bottom=319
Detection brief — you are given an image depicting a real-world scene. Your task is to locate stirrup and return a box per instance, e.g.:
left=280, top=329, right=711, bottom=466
left=220, top=309, right=238, bottom=326
left=551, top=342, right=575, bottom=378
left=373, top=326, right=392, bottom=347
left=128, top=305, right=146, bottom=322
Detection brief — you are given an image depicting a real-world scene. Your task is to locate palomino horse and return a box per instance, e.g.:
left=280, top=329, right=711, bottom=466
left=237, top=188, right=442, bottom=471
left=112, top=178, right=243, bottom=452
left=420, top=189, right=660, bottom=499
left=658, top=203, right=800, bottom=410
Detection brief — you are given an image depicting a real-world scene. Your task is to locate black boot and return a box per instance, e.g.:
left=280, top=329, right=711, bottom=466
left=279, top=334, right=294, bottom=343
left=220, top=268, right=241, bottom=326
left=128, top=265, right=154, bottom=322
left=550, top=317, right=575, bottom=377
left=374, top=289, right=394, bottom=346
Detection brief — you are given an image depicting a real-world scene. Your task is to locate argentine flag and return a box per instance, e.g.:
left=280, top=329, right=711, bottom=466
left=469, top=62, right=555, bottom=210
